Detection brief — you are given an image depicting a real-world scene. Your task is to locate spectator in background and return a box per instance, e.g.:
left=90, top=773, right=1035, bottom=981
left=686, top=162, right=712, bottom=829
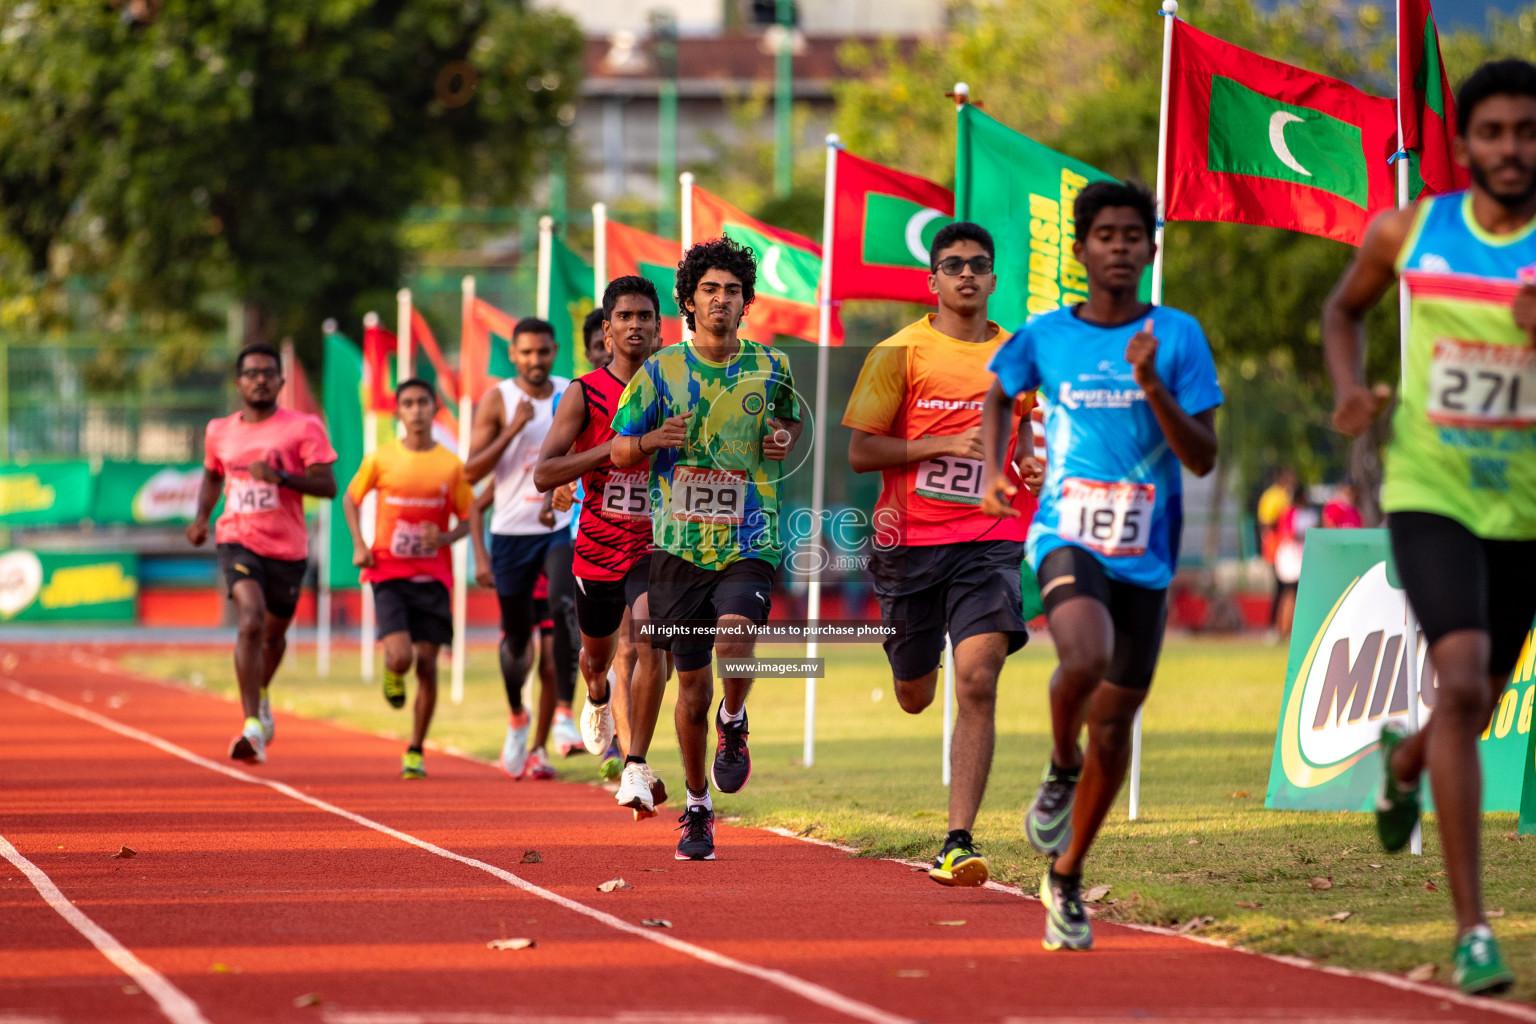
left=1274, top=480, right=1318, bottom=640
left=1323, top=480, right=1364, bottom=529
left=1257, top=467, right=1296, bottom=632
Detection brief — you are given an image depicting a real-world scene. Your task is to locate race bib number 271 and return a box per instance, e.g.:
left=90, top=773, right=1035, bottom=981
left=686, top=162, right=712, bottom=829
left=1427, top=338, right=1536, bottom=429
left=1057, top=478, right=1156, bottom=557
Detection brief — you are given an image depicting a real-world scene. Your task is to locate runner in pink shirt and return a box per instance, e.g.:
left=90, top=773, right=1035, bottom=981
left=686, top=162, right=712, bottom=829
left=188, top=343, right=338, bottom=764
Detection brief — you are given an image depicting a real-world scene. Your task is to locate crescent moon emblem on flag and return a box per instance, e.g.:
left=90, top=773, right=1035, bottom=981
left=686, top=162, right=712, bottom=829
left=1268, top=111, right=1312, bottom=177
left=904, top=208, right=945, bottom=265
left=762, top=244, right=789, bottom=293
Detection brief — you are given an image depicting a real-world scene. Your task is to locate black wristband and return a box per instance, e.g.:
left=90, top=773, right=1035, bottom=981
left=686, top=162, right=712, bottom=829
left=637, top=434, right=650, bottom=456
left=276, top=469, right=295, bottom=490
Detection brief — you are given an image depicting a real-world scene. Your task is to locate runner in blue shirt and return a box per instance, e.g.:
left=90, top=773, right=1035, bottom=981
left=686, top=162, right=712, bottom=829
left=979, top=180, right=1222, bottom=952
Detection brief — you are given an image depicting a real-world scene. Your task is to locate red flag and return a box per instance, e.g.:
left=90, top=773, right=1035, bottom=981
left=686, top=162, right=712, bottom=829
left=278, top=347, right=321, bottom=417
left=362, top=323, right=397, bottom=413
left=831, top=151, right=954, bottom=304
left=690, top=185, right=842, bottom=345
left=605, top=219, right=684, bottom=348
left=1399, top=0, right=1468, bottom=196
left=460, top=297, right=518, bottom=404
left=1167, top=19, right=1397, bottom=246
left=409, top=307, right=459, bottom=405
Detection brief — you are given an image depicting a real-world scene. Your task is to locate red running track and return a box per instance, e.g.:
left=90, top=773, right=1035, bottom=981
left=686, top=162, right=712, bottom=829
left=2, top=643, right=1534, bottom=1024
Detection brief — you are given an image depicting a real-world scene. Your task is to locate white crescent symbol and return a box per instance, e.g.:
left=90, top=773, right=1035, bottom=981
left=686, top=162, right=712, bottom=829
left=762, top=245, right=789, bottom=293
left=904, top=208, right=944, bottom=265
left=1269, top=111, right=1312, bottom=177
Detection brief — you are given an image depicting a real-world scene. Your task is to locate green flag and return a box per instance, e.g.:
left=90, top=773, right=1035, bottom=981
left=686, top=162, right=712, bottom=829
left=550, top=236, right=595, bottom=378
left=955, top=105, right=1147, bottom=332
left=322, top=331, right=364, bottom=589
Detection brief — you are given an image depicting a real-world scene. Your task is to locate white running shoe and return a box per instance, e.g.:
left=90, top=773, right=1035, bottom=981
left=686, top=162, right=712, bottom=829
left=229, top=718, right=267, bottom=764
left=257, top=689, right=274, bottom=744
left=552, top=709, right=585, bottom=758
left=616, top=761, right=657, bottom=819
left=580, top=695, right=615, bottom=755
left=500, top=712, right=530, bottom=778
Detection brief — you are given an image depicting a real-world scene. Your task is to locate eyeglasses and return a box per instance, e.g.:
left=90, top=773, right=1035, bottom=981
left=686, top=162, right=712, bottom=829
left=238, top=368, right=281, bottom=380
left=935, top=255, right=994, bottom=276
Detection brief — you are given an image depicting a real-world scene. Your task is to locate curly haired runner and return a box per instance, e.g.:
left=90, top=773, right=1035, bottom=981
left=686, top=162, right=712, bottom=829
left=611, top=237, right=802, bottom=861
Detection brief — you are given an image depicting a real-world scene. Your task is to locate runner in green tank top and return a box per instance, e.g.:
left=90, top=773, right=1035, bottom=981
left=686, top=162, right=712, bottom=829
left=1321, top=59, right=1536, bottom=997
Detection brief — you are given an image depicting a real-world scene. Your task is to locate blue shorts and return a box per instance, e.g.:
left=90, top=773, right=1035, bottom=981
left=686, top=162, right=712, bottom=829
left=491, top=531, right=572, bottom=598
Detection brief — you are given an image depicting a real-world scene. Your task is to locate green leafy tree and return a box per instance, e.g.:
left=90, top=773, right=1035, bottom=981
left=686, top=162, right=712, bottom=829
left=0, top=0, right=582, bottom=357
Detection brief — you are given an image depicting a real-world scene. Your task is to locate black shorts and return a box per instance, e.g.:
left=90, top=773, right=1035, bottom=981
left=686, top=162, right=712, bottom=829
left=1389, top=511, right=1536, bottom=679
left=869, top=540, right=1028, bottom=681
left=1037, top=545, right=1167, bottom=691
left=217, top=543, right=306, bottom=620
left=647, top=552, right=774, bottom=673
left=576, top=555, right=653, bottom=639
left=373, top=579, right=453, bottom=646
left=490, top=531, right=570, bottom=598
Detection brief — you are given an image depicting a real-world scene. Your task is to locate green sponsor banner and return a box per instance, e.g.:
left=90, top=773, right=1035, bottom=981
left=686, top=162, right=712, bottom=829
left=0, top=550, right=137, bottom=622
left=323, top=331, right=365, bottom=590
left=862, top=192, right=952, bottom=271
left=0, top=462, right=94, bottom=525
left=955, top=105, right=1150, bottom=332
left=1266, top=529, right=1536, bottom=815
left=1208, top=76, right=1369, bottom=207
left=93, top=461, right=220, bottom=524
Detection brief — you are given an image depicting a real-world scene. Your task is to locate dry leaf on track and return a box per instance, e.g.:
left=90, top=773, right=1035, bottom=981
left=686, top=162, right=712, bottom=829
left=1084, top=885, right=1112, bottom=902
left=1174, top=915, right=1215, bottom=934
left=1235, top=901, right=1263, bottom=909
left=520, top=849, right=542, bottom=864
left=487, top=938, right=535, bottom=951
left=892, top=970, right=928, bottom=979
left=1228, top=790, right=1250, bottom=798
left=640, top=919, right=672, bottom=928
left=1488, top=908, right=1507, bottom=918
left=1369, top=863, right=1382, bottom=868
left=597, top=878, right=632, bottom=893
left=1424, top=881, right=1438, bottom=891
left=643, top=868, right=668, bottom=872
left=110, top=846, right=137, bottom=859
left=1328, top=911, right=1353, bottom=922
left=293, top=993, right=322, bottom=1008
left=929, top=920, right=966, bottom=926
left=1308, top=877, right=1334, bottom=890
left=208, top=963, right=240, bottom=974
left=1405, top=963, right=1437, bottom=982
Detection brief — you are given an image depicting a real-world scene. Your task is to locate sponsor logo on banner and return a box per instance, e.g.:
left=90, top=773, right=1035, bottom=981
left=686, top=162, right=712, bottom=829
left=39, top=563, right=138, bottom=609
left=132, top=467, right=203, bottom=523
left=0, top=550, right=44, bottom=619
left=0, top=474, right=55, bottom=516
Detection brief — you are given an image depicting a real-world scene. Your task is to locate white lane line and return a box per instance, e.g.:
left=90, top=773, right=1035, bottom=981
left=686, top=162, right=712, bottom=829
left=0, top=835, right=212, bottom=1024
left=324, top=1014, right=791, bottom=1024
left=0, top=678, right=912, bottom=1024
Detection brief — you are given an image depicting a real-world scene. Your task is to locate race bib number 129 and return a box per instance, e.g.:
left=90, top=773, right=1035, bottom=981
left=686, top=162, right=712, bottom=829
left=1058, top=478, right=1156, bottom=557
left=1427, top=338, right=1536, bottom=429
left=670, top=467, right=746, bottom=524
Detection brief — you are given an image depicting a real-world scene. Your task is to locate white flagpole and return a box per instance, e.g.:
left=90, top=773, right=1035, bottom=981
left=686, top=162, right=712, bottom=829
left=1130, top=0, right=1179, bottom=821
left=360, top=311, right=380, bottom=683
left=942, top=634, right=955, bottom=786
left=451, top=277, right=475, bottom=706
left=317, top=318, right=338, bottom=679
left=593, top=202, right=609, bottom=297
left=680, top=172, right=695, bottom=342
left=397, top=289, right=413, bottom=448
left=536, top=216, right=554, bottom=320
left=802, top=135, right=840, bottom=769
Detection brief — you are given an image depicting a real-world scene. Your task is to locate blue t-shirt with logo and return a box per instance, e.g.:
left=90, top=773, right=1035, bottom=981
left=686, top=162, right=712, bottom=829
left=989, top=304, right=1223, bottom=589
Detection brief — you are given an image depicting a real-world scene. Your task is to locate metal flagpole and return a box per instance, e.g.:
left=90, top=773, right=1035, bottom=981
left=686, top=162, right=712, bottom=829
left=397, top=289, right=413, bottom=447
left=1130, top=0, right=1180, bottom=821
left=360, top=311, right=380, bottom=683
left=317, top=318, right=338, bottom=679
left=593, top=203, right=609, bottom=298
left=452, top=278, right=475, bottom=706
left=536, top=216, right=554, bottom=320
left=680, top=173, right=695, bottom=342
left=803, top=134, right=840, bottom=768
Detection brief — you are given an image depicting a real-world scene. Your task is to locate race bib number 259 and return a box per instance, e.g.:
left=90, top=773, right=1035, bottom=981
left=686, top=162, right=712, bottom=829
left=602, top=470, right=652, bottom=520
left=1057, top=478, right=1155, bottom=557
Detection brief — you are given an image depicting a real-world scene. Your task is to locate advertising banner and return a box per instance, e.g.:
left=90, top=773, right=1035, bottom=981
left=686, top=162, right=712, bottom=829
left=93, top=461, right=214, bottom=524
left=0, top=462, right=94, bottom=525
left=1266, top=529, right=1536, bottom=831
left=0, top=550, right=138, bottom=622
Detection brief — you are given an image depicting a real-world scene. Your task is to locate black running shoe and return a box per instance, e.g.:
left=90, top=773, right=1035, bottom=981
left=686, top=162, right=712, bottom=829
left=1026, top=761, right=1080, bottom=855
left=675, top=805, right=716, bottom=861
left=1040, top=861, right=1093, bottom=951
left=710, top=703, right=752, bottom=794
left=928, top=831, right=990, bottom=887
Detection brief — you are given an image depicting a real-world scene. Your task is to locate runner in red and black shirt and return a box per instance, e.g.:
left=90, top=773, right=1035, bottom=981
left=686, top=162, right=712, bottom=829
left=536, top=275, right=669, bottom=818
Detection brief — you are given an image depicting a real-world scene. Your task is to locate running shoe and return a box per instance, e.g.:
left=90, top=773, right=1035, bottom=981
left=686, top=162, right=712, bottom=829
left=675, top=805, right=716, bottom=861
left=616, top=762, right=658, bottom=819
left=500, top=710, right=531, bottom=778
left=1040, top=862, right=1093, bottom=951
left=650, top=770, right=669, bottom=809
left=710, top=703, right=751, bottom=794
left=928, top=831, right=990, bottom=887
left=257, top=688, right=274, bottom=744
left=1375, top=720, right=1421, bottom=853
left=580, top=694, right=615, bottom=755
left=522, top=746, right=557, bottom=780
left=552, top=708, right=585, bottom=758
left=401, top=750, right=427, bottom=780
left=382, top=668, right=406, bottom=710
left=1454, top=925, right=1515, bottom=995
left=1026, top=761, right=1080, bottom=855
left=229, top=717, right=267, bottom=765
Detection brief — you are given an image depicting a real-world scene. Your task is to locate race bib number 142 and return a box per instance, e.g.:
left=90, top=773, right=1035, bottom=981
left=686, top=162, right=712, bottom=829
left=1058, top=478, right=1156, bottom=557
left=227, top=477, right=279, bottom=514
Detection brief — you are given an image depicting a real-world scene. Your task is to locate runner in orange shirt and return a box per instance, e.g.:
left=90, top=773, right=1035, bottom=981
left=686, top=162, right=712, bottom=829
left=343, top=378, right=475, bottom=779
left=843, top=222, right=1042, bottom=887
left=189, top=343, right=338, bottom=764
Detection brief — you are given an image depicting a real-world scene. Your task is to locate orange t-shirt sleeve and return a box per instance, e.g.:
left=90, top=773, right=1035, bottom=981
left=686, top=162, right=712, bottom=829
left=450, top=463, right=474, bottom=519
left=841, top=343, right=907, bottom=435
left=346, top=452, right=379, bottom=505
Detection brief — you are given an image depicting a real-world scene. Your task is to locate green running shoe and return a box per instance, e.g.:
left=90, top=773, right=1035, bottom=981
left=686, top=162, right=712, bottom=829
left=382, top=668, right=406, bottom=710
left=1454, top=925, right=1515, bottom=996
left=928, top=831, right=989, bottom=887
left=1026, top=761, right=1079, bottom=855
left=401, top=750, right=427, bottom=780
left=1375, top=721, right=1420, bottom=853
left=1040, top=862, right=1093, bottom=951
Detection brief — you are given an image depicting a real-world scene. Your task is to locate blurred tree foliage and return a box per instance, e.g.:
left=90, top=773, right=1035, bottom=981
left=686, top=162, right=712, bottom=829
left=832, top=0, right=1536, bottom=503
left=0, top=0, right=583, bottom=363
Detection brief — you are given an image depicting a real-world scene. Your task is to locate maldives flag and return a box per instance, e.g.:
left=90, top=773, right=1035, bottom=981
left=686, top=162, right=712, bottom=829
left=690, top=185, right=843, bottom=345
left=362, top=322, right=398, bottom=413
left=831, top=150, right=954, bottom=304
left=1167, top=19, right=1397, bottom=246
left=1400, top=0, right=1468, bottom=197
left=605, top=219, right=684, bottom=348
left=460, top=297, right=518, bottom=404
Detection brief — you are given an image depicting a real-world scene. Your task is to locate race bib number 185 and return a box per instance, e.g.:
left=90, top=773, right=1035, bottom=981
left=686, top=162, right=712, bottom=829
left=670, top=467, right=746, bottom=524
left=1427, top=338, right=1536, bottom=429
left=1057, top=478, right=1156, bottom=557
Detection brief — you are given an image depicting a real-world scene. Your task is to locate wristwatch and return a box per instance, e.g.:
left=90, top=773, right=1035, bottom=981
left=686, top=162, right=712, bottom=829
left=276, top=469, right=295, bottom=489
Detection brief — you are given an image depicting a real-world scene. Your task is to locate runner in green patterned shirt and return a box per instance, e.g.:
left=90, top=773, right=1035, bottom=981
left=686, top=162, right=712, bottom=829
left=612, top=237, right=802, bottom=861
